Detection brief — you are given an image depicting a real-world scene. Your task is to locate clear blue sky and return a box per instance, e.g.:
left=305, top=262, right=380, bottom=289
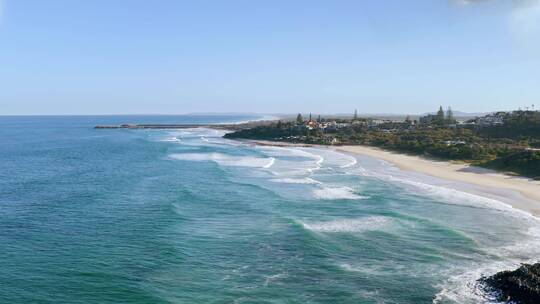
left=0, top=0, right=539, bottom=115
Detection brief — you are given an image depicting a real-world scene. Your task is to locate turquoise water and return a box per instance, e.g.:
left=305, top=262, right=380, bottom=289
left=1, top=115, right=539, bottom=304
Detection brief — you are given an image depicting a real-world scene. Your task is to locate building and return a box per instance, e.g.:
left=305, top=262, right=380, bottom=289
left=475, top=112, right=504, bottom=126
left=367, top=119, right=386, bottom=127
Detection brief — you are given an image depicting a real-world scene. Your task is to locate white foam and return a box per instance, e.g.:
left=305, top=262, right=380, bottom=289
left=301, top=216, right=390, bottom=233
left=340, top=156, right=357, bottom=168
left=263, top=272, right=288, bottom=287
left=262, top=157, right=276, bottom=169
left=303, top=148, right=360, bottom=169
left=312, top=186, right=367, bottom=200
left=256, top=146, right=360, bottom=176
left=306, top=154, right=324, bottom=173
left=270, top=177, right=322, bottom=184
left=170, top=128, right=227, bottom=139
left=433, top=223, right=540, bottom=303
left=169, top=153, right=274, bottom=168
left=160, top=136, right=182, bottom=142
left=339, top=261, right=441, bottom=278
left=432, top=262, right=510, bottom=304
left=316, top=155, right=324, bottom=166
left=257, top=146, right=306, bottom=157
left=358, top=166, right=534, bottom=218
left=254, top=147, right=327, bottom=177
left=259, top=146, right=324, bottom=161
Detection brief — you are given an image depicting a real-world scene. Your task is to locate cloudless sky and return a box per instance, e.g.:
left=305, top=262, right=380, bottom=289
left=0, top=0, right=539, bottom=115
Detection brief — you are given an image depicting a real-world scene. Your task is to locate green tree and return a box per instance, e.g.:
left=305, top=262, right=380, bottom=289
left=354, top=109, right=358, bottom=120
left=446, top=107, right=455, bottom=124
left=296, top=113, right=304, bottom=124
left=436, top=106, right=445, bottom=125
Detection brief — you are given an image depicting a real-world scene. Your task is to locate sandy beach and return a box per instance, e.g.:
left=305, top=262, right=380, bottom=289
left=248, top=140, right=540, bottom=216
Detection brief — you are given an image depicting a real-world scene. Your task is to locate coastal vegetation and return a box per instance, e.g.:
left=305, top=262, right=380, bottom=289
left=224, top=109, right=540, bottom=179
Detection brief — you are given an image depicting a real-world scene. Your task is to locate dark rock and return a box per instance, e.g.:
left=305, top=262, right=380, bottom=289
left=479, top=263, right=540, bottom=304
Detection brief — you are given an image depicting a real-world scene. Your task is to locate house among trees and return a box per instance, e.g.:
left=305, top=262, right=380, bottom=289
left=473, top=112, right=505, bottom=126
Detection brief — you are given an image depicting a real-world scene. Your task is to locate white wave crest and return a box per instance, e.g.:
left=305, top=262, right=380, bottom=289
left=171, top=128, right=227, bottom=139
left=169, top=153, right=274, bottom=168
left=433, top=224, right=540, bottom=303
left=340, top=156, right=357, bottom=168
left=313, top=186, right=367, bottom=200
left=301, top=216, right=390, bottom=233
left=360, top=168, right=533, bottom=217
left=270, top=177, right=322, bottom=184
left=258, top=146, right=320, bottom=159
left=160, top=136, right=182, bottom=142
left=262, top=157, right=276, bottom=169
left=259, top=146, right=324, bottom=172
left=304, top=148, right=360, bottom=169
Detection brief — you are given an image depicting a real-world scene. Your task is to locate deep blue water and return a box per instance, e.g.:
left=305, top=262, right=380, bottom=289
left=1, top=115, right=539, bottom=304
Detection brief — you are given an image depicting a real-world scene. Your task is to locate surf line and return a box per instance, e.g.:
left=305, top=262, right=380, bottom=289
left=263, top=157, right=276, bottom=169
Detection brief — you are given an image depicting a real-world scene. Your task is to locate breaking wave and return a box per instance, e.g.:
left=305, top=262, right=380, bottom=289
left=270, top=177, right=322, bottom=184
left=433, top=224, right=540, bottom=304
left=340, top=156, right=357, bottom=168
left=312, top=186, right=368, bottom=200
left=162, top=128, right=540, bottom=304
left=169, top=153, right=275, bottom=168
left=160, top=136, right=182, bottom=142
left=301, top=216, right=391, bottom=233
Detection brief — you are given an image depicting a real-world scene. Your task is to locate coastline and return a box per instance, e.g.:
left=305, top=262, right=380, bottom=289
left=246, top=140, right=540, bottom=217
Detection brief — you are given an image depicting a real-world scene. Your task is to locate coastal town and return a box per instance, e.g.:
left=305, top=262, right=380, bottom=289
left=225, top=108, right=540, bottom=179
left=275, top=107, right=511, bottom=136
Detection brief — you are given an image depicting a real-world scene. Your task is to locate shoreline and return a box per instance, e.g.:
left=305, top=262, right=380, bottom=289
left=246, top=140, right=540, bottom=217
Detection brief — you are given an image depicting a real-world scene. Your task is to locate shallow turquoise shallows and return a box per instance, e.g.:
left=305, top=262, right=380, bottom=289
left=1, top=115, right=538, bottom=304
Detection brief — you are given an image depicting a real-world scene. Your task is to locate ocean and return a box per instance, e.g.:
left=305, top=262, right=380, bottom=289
left=1, top=115, right=538, bottom=304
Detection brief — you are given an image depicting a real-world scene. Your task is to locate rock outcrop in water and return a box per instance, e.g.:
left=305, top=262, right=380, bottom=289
left=480, top=263, right=540, bottom=304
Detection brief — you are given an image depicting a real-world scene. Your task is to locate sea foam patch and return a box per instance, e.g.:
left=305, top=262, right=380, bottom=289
left=355, top=162, right=534, bottom=217
left=160, top=136, right=182, bottom=142
left=432, top=224, right=540, bottom=304
left=301, top=216, right=390, bottom=233
left=296, top=147, right=360, bottom=169
left=169, top=153, right=274, bottom=168
left=312, top=186, right=367, bottom=200
left=270, top=177, right=322, bottom=184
